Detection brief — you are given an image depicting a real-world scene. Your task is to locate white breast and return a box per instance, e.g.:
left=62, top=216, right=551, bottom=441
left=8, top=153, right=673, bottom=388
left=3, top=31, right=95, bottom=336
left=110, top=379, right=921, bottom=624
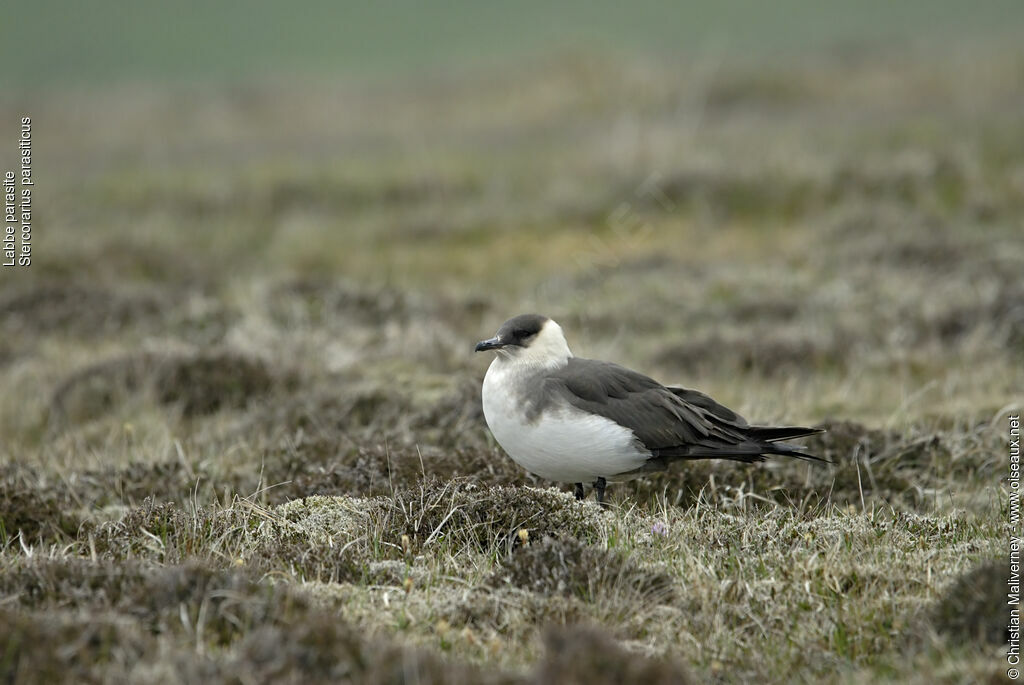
left=481, top=359, right=651, bottom=484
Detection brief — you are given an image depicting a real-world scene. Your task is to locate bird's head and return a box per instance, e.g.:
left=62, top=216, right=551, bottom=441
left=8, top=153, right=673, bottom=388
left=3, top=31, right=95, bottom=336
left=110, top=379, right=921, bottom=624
left=475, top=314, right=572, bottom=366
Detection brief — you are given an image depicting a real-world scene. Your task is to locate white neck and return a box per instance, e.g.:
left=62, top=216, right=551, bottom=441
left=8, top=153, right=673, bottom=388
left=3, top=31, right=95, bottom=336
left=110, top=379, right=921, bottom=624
left=496, top=319, right=573, bottom=371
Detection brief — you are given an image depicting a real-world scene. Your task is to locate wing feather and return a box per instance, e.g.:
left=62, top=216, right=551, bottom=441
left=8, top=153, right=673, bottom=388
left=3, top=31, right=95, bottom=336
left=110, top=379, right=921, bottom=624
left=544, top=358, right=823, bottom=462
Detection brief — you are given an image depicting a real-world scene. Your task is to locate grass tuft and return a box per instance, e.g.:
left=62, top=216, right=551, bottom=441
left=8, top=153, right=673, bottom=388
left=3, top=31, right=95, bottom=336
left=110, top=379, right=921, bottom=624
left=489, top=535, right=674, bottom=605
left=932, top=560, right=1015, bottom=645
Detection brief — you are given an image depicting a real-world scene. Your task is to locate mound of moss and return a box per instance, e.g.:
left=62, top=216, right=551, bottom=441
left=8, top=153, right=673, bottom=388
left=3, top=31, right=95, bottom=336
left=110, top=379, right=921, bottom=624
left=0, top=607, right=151, bottom=683
left=535, top=624, right=693, bottom=685
left=0, top=558, right=512, bottom=684
left=932, top=560, right=1013, bottom=645
left=51, top=348, right=289, bottom=425
left=490, top=535, right=674, bottom=605
left=273, top=479, right=607, bottom=556
left=0, top=465, right=84, bottom=542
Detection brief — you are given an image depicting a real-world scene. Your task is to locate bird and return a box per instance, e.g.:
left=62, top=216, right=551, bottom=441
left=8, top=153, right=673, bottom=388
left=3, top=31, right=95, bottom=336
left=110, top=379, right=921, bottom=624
left=475, top=314, right=825, bottom=506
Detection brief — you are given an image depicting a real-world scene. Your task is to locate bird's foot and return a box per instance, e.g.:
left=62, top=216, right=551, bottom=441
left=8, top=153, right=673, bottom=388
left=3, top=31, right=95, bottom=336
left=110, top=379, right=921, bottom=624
left=573, top=482, right=585, bottom=501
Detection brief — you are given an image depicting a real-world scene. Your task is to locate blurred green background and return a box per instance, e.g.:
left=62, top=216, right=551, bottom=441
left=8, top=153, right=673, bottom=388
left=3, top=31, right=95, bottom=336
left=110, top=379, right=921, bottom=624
left=5, top=1, right=1024, bottom=86
left=1, top=3, right=1023, bottom=683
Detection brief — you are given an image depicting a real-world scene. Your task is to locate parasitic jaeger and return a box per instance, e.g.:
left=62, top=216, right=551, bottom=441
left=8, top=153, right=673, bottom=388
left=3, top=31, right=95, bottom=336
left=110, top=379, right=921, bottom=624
left=475, top=314, right=825, bottom=506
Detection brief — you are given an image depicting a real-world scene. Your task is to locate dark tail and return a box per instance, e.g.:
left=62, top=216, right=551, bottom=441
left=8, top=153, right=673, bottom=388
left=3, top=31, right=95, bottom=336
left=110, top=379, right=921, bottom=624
left=654, top=426, right=828, bottom=463
left=751, top=426, right=828, bottom=463
left=747, top=425, right=823, bottom=443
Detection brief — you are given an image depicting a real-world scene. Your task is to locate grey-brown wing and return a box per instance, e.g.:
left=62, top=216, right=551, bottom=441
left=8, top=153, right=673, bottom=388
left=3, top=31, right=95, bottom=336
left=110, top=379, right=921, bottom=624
left=544, top=358, right=755, bottom=456
left=665, top=385, right=749, bottom=428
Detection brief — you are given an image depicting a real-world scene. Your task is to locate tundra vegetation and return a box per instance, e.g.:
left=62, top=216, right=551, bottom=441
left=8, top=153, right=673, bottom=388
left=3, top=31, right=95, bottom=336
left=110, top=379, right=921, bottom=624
left=0, top=38, right=1021, bottom=683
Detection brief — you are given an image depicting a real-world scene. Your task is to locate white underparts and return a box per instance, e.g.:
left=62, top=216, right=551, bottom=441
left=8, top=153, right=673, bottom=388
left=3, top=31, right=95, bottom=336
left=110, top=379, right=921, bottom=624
left=481, top=321, right=651, bottom=483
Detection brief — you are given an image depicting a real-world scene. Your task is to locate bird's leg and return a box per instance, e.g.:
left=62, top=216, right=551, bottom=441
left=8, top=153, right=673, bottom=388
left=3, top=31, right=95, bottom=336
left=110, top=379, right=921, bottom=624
left=593, top=477, right=608, bottom=508
left=574, top=482, right=585, bottom=501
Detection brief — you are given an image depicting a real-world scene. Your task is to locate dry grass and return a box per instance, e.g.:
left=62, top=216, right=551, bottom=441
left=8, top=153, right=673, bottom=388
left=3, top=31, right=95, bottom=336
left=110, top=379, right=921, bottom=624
left=1, top=41, right=1022, bottom=682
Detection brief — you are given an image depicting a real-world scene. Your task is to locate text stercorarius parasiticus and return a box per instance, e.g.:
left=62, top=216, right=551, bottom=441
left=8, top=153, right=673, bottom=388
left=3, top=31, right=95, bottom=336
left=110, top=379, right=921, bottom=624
left=476, top=314, right=825, bottom=506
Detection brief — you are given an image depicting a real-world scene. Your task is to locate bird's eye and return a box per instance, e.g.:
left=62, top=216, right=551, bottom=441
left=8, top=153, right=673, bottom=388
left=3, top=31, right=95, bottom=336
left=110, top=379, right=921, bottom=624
left=514, top=329, right=532, bottom=338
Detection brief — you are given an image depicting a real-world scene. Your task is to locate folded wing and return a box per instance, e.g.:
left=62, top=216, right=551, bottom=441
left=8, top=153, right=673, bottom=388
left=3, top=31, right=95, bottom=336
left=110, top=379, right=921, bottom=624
left=545, top=358, right=824, bottom=463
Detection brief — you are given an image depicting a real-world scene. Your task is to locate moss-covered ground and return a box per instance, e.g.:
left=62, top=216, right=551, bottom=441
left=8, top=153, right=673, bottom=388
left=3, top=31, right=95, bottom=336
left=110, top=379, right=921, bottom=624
left=1, top=41, right=1022, bottom=683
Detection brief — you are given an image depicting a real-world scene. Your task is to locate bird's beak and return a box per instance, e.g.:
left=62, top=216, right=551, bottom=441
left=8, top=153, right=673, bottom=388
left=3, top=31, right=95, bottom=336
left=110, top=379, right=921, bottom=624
left=475, top=336, right=505, bottom=352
